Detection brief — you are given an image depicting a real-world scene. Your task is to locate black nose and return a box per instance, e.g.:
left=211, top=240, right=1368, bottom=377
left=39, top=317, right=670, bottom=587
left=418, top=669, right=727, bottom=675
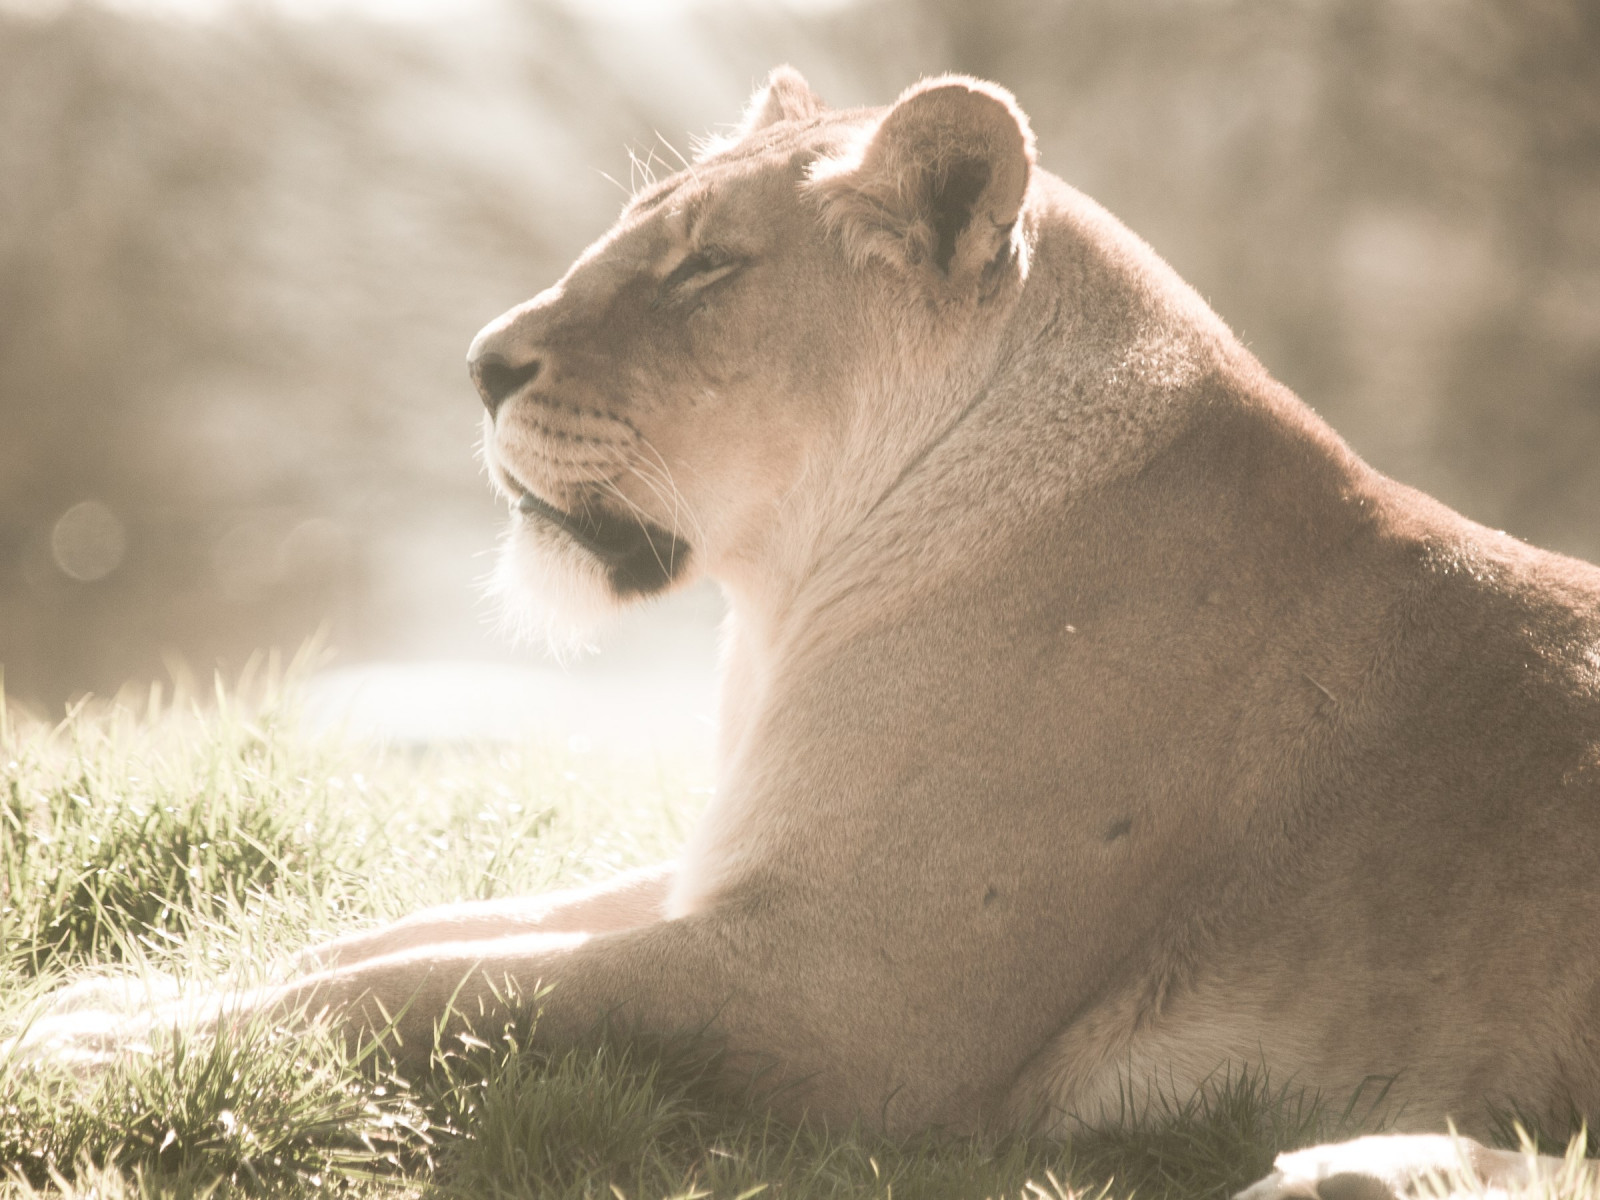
left=469, top=352, right=542, bottom=417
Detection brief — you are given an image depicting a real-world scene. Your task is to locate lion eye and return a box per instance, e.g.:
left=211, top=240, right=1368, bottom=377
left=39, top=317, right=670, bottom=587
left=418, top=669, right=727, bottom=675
left=659, top=249, right=742, bottom=300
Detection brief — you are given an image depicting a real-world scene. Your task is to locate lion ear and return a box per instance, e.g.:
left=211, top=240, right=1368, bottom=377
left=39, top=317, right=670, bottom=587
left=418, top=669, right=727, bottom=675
left=813, top=76, right=1034, bottom=287
left=739, top=65, right=825, bottom=136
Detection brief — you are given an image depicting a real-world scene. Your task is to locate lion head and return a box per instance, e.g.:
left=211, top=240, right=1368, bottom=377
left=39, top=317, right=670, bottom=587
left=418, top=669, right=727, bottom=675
left=469, top=67, right=1035, bottom=639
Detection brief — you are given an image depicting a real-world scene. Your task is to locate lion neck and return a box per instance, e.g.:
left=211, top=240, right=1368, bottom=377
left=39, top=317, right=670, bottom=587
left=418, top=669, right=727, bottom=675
left=714, top=173, right=1235, bottom=665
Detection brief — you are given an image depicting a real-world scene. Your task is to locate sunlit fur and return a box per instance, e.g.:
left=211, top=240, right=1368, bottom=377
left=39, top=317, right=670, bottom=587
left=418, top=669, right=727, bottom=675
left=486, top=517, right=609, bottom=655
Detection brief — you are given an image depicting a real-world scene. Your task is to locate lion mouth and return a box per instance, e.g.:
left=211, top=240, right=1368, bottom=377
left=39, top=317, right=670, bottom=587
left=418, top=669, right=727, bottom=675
left=513, top=484, right=691, bottom=596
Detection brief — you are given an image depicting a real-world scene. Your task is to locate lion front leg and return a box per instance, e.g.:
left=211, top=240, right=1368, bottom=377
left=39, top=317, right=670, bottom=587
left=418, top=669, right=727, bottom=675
left=297, top=863, right=676, bottom=972
left=268, top=909, right=747, bottom=1072
left=9, top=868, right=685, bottom=1069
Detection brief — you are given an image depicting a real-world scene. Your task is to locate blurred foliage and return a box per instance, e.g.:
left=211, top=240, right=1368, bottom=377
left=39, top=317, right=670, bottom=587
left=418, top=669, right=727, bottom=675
left=0, top=0, right=1596, bottom=710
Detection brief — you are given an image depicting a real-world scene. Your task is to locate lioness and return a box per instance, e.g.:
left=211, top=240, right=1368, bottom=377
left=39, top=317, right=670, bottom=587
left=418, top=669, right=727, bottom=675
left=22, top=69, right=1600, bottom=1198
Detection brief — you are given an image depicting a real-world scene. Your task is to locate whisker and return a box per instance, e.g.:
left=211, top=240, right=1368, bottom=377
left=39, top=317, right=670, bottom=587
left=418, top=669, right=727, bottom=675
left=627, top=146, right=659, bottom=195
left=623, top=461, right=689, bottom=568
left=634, top=459, right=703, bottom=557
left=634, top=434, right=707, bottom=545
left=628, top=437, right=704, bottom=549
left=655, top=131, right=698, bottom=184
left=598, top=475, right=673, bottom=580
left=625, top=459, right=680, bottom=535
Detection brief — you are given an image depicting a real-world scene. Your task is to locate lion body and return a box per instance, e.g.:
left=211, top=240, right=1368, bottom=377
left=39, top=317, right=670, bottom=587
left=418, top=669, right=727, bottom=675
left=460, top=68, right=1600, bottom=1136
left=464, top=73, right=1600, bottom=1135
left=22, top=68, right=1600, bottom=1192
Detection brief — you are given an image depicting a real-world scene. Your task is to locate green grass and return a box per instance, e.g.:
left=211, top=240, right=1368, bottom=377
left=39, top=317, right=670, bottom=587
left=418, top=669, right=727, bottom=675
left=0, top=663, right=1591, bottom=1200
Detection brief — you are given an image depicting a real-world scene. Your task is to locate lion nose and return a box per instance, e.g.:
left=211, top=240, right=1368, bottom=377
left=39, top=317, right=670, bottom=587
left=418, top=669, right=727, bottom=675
left=469, top=349, right=542, bottom=418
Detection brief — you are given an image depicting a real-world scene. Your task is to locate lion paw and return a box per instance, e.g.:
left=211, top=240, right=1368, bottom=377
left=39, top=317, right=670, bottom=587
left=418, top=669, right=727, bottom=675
left=1235, top=1134, right=1549, bottom=1200
left=4, top=975, right=178, bottom=1070
left=5, top=1008, right=153, bottom=1069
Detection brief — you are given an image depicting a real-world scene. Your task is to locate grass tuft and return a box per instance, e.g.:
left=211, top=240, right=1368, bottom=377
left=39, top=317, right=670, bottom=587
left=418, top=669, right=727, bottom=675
left=1, top=716, right=355, bottom=973
left=1, top=1014, right=418, bottom=1195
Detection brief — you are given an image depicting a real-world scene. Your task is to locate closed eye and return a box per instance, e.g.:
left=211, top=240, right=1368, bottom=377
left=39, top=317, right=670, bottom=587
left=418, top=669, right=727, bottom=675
left=659, top=249, right=744, bottom=300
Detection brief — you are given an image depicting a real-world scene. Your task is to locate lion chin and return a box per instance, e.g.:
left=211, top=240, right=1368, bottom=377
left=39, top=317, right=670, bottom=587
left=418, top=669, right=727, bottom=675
left=487, top=487, right=694, bottom=649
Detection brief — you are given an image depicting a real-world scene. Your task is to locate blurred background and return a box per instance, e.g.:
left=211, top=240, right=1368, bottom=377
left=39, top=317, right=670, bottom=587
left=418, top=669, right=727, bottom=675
left=1, top=0, right=1597, bottom=742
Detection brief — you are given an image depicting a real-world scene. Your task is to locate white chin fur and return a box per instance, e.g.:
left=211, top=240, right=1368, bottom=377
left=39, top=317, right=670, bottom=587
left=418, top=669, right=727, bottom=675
left=487, top=519, right=622, bottom=656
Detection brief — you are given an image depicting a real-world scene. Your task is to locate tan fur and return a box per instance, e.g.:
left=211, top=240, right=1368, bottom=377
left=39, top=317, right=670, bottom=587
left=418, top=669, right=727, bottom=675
left=20, top=68, right=1600, bottom=1199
